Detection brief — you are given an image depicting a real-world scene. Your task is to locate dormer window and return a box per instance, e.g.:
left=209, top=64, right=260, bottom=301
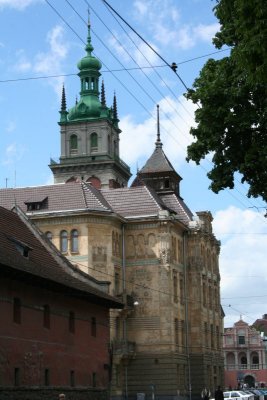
left=24, top=196, right=48, bottom=212
left=9, top=237, right=32, bottom=258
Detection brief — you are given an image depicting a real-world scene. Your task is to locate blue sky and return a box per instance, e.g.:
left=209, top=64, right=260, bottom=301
left=0, top=0, right=267, bottom=327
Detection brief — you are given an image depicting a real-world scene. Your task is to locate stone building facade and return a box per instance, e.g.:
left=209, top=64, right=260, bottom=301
left=0, top=21, right=224, bottom=400
left=223, top=319, right=267, bottom=389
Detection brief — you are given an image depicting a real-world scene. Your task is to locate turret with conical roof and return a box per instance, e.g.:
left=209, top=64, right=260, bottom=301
left=49, top=16, right=131, bottom=188
left=132, top=105, right=182, bottom=196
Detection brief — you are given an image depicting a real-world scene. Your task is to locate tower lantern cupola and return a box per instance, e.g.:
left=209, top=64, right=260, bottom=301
left=68, top=19, right=103, bottom=121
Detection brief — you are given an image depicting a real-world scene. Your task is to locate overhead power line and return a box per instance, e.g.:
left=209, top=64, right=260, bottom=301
left=101, top=0, right=190, bottom=91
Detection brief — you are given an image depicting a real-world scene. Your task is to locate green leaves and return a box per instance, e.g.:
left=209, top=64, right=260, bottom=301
left=186, top=0, right=267, bottom=201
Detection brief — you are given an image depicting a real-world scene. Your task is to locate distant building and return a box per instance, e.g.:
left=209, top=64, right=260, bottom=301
left=223, top=318, right=267, bottom=389
left=253, top=314, right=267, bottom=336
left=0, top=206, right=122, bottom=399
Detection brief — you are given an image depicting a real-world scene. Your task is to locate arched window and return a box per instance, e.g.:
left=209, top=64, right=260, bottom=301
left=70, top=134, right=78, bottom=154
left=60, top=230, right=68, bottom=253
left=70, top=229, right=79, bottom=253
left=45, top=231, right=53, bottom=242
left=91, top=132, right=98, bottom=151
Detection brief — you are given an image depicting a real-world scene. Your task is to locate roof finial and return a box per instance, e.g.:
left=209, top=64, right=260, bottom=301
left=85, top=7, right=93, bottom=55
left=113, top=92, right=118, bottom=120
left=156, top=104, right=162, bottom=149
left=61, top=84, right=67, bottom=111
left=101, top=80, right=106, bottom=107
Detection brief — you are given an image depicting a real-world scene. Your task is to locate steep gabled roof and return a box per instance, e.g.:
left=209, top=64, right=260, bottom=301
left=0, top=182, right=112, bottom=214
left=139, top=146, right=177, bottom=175
left=101, top=185, right=166, bottom=218
left=159, top=193, right=193, bottom=224
left=0, top=206, right=122, bottom=308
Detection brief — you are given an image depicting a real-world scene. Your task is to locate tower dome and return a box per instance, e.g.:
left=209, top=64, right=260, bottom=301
left=68, top=20, right=103, bottom=121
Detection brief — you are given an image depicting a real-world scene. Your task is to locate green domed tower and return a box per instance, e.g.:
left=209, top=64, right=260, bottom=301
left=49, top=19, right=131, bottom=188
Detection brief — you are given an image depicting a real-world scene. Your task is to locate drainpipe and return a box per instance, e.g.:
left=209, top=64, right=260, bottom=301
left=183, top=230, right=192, bottom=400
left=122, top=223, right=128, bottom=400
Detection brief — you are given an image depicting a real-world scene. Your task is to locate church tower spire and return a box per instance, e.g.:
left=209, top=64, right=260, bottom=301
left=49, top=15, right=131, bottom=188
left=59, top=84, right=68, bottom=123
left=155, top=104, right=162, bottom=149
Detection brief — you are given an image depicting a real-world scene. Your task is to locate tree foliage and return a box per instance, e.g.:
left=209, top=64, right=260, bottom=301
left=185, top=0, right=267, bottom=201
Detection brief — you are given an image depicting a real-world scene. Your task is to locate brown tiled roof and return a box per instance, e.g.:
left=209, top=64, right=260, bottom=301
left=0, top=181, right=192, bottom=224
left=101, top=186, right=163, bottom=218
left=0, top=182, right=112, bottom=214
left=0, top=206, right=122, bottom=308
left=139, top=147, right=176, bottom=174
left=159, top=194, right=193, bottom=224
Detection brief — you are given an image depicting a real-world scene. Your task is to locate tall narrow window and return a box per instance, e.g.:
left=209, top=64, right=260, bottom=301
left=173, top=271, right=178, bottom=302
left=69, top=311, right=75, bottom=333
left=114, top=272, right=120, bottom=295
left=91, top=132, right=98, bottom=151
left=43, top=304, right=50, bottom=329
left=13, top=298, right=21, bottom=324
left=44, top=369, right=50, bottom=386
left=45, top=231, right=53, bottom=242
left=180, top=275, right=184, bottom=304
left=174, top=318, right=179, bottom=345
left=92, top=372, right=96, bottom=387
left=70, top=134, right=78, bottom=154
left=60, top=230, right=68, bottom=253
left=91, top=317, right=96, bottom=337
left=70, top=229, right=78, bottom=253
left=14, top=368, right=20, bottom=386
left=70, top=370, right=75, bottom=387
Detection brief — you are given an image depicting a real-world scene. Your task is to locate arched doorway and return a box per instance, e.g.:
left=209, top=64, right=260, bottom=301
left=244, top=375, right=255, bottom=388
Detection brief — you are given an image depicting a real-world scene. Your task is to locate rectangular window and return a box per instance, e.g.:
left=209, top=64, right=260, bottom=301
left=43, top=305, right=50, bottom=329
left=70, top=370, right=75, bottom=387
left=69, top=311, right=75, bottom=333
left=173, top=271, right=178, bottom=303
left=44, top=369, right=50, bottom=386
left=13, top=298, right=21, bottom=324
left=14, top=368, right=20, bottom=386
left=91, top=317, right=96, bottom=337
left=174, top=318, right=179, bottom=345
left=92, top=372, right=96, bottom=387
left=238, top=335, right=245, bottom=345
left=181, top=320, right=185, bottom=347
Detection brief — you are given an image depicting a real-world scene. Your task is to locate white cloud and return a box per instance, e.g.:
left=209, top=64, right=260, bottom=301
left=133, top=0, right=218, bottom=50
left=193, top=23, right=220, bottom=41
left=2, top=143, right=25, bottom=166
left=6, top=120, right=16, bottom=133
left=120, top=96, right=197, bottom=170
left=17, top=25, right=69, bottom=96
left=0, top=0, right=41, bottom=11
left=213, top=206, right=267, bottom=327
left=14, top=49, right=32, bottom=72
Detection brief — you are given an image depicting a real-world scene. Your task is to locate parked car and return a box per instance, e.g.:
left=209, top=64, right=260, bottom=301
left=224, top=391, right=254, bottom=400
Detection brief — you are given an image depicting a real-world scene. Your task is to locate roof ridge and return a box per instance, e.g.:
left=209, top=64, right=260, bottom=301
left=82, top=182, right=111, bottom=211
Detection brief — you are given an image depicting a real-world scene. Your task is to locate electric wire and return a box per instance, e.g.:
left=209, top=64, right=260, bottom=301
left=101, top=0, right=190, bottom=92
left=42, top=0, right=267, bottom=223
left=66, top=1, right=266, bottom=216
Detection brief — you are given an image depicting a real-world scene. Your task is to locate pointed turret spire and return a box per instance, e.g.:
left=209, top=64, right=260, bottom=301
left=101, top=80, right=106, bottom=107
left=155, top=104, right=162, bottom=149
left=59, top=84, right=68, bottom=123
left=113, top=92, right=118, bottom=120
left=61, top=84, right=66, bottom=111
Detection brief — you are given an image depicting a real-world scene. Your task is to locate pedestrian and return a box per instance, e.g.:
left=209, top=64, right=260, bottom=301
left=215, top=386, right=224, bottom=400
left=59, top=394, right=66, bottom=400
left=201, top=387, right=211, bottom=400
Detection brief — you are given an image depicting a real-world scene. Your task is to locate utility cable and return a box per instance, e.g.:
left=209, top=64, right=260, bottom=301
left=44, top=0, right=267, bottom=217
left=102, top=0, right=190, bottom=91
